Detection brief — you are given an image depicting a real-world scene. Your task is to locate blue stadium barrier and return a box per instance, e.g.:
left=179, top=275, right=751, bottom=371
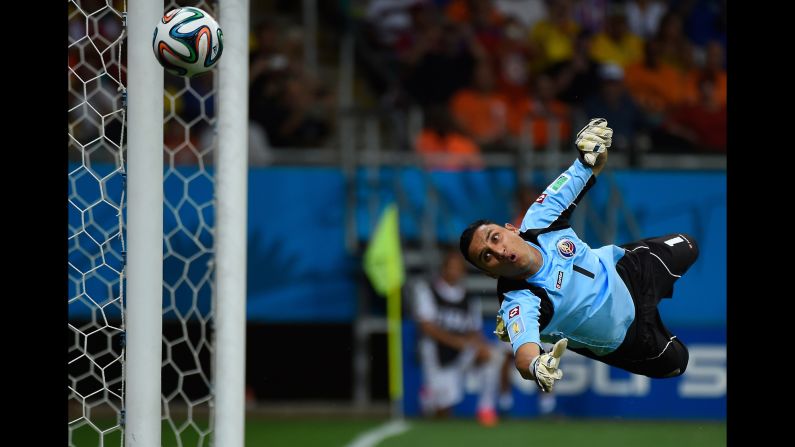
left=69, top=164, right=724, bottom=327
left=402, top=321, right=726, bottom=420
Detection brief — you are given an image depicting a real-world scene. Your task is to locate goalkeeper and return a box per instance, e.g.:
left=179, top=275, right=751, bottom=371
left=458, top=118, right=699, bottom=393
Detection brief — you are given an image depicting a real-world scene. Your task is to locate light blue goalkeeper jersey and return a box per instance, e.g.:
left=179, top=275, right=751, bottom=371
left=499, top=159, right=635, bottom=356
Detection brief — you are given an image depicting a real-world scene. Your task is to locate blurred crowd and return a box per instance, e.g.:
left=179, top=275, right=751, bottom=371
left=248, top=17, right=336, bottom=155
left=358, top=0, right=726, bottom=168
left=68, top=0, right=726, bottom=167
left=244, top=0, right=726, bottom=166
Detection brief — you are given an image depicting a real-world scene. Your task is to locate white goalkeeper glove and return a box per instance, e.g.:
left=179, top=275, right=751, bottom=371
left=576, top=118, right=613, bottom=166
left=531, top=338, right=568, bottom=393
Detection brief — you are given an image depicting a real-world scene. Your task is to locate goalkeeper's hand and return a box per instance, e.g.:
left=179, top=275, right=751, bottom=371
left=576, top=118, right=613, bottom=166
left=531, top=338, right=568, bottom=393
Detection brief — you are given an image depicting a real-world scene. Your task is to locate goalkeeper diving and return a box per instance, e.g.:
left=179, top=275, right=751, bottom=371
left=459, top=118, right=699, bottom=393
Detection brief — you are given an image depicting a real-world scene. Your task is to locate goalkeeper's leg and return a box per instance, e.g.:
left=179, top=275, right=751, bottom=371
left=632, top=311, right=690, bottom=378
left=621, top=233, right=700, bottom=299
left=568, top=310, right=689, bottom=379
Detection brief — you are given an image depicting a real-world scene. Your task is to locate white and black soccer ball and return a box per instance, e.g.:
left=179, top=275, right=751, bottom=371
left=153, top=7, right=223, bottom=77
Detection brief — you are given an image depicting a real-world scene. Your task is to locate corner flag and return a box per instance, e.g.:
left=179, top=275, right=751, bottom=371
left=363, top=203, right=405, bottom=415
left=363, top=203, right=405, bottom=296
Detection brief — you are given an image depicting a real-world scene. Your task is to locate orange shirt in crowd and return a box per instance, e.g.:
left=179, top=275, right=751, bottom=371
left=506, top=98, right=571, bottom=148
left=414, top=130, right=483, bottom=170
left=624, top=61, right=690, bottom=114
left=450, top=89, right=509, bottom=144
left=683, top=71, right=727, bottom=108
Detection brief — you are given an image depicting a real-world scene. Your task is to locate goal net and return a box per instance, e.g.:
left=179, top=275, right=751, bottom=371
left=68, top=1, right=219, bottom=445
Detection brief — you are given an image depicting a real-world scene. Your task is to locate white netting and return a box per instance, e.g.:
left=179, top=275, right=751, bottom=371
left=69, top=0, right=220, bottom=445
left=68, top=0, right=127, bottom=445
left=161, top=1, right=218, bottom=445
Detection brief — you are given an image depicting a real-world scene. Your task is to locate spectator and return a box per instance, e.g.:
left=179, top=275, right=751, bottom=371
left=624, top=38, right=689, bottom=121
left=249, top=20, right=334, bottom=148
left=546, top=30, right=601, bottom=108
left=528, top=0, right=581, bottom=74
left=249, top=71, right=333, bottom=148
left=415, top=105, right=484, bottom=170
left=403, top=20, right=485, bottom=107
left=589, top=5, right=644, bottom=68
left=249, top=18, right=290, bottom=86
left=411, top=248, right=503, bottom=426
left=493, top=16, right=534, bottom=100
left=450, top=61, right=510, bottom=150
left=583, top=64, right=647, bottom=157
left=625, top=0, right=668, bottom=39
left=654, top=11, right=695, bottom=72
left=656, top=74, right=726, bottom=153
left=683, top=40, right=726, bottom=108
left=446, top=0, right=506, bottom=56
left=358, top=0, right=431, bottom=106
left=507, top=73, right=572, bottom=150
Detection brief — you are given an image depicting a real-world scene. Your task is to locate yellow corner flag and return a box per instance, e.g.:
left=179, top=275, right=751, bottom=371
left=363, top=203, right=405, bottom=412
left=363, top=203, right=405, bottom=296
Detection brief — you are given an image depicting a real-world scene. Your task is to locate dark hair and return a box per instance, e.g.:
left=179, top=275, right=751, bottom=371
left=459, top=219, right=495, bottom=266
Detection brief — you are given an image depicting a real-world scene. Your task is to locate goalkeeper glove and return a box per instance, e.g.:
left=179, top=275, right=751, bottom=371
left=576, top=118, right=613, bottom=166
left=494, top=314, right=510, bottom=343
left=531, top=338, right=568, bottom=393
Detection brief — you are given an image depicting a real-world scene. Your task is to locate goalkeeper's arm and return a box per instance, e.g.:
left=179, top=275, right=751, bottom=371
left=514, top=339, right=568, bottom=393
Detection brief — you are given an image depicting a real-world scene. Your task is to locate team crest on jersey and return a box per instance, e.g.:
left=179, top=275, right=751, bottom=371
left=535, top=194, right=547, bottom=204
left=508, top=305, right=520, bottom=319
left=557, top=238, right=576, bottom=258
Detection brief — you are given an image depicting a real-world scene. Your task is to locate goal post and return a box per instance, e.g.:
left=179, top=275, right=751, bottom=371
left=125, top=0, right=164, bottom=445
left=68, top=0, right=248, bottom=445
left=214, top=0, right=250, bottom=445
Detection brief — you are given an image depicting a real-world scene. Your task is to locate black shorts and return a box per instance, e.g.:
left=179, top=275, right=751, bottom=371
left=570, top=233, right=700, bottom=378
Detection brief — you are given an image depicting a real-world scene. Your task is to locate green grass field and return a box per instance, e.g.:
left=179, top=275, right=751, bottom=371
left=70, top=418, right=725, bottom=447
left=379, top=420, right=725, bottom=447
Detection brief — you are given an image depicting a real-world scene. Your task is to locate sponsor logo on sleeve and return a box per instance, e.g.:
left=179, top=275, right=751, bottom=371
left=535, top=193, right=547, bottom=204
left=548, top=174, right=570, bottom=193
left=509, top=305, right=520, bottom=319
left=556, top=238, right=576, bottom=258
left=556, top=271, right=564, bottom=289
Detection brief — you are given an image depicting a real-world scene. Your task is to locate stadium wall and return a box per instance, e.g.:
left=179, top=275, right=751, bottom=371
left=68, top=163, right=725, bottom=327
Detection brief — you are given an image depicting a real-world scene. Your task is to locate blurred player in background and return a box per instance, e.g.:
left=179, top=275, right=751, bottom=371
left=459, top=118, right=699, bottom=394
left=410, top=248, right=503, bottom=426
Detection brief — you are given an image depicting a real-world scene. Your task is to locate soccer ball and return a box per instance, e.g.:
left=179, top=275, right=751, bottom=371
left=153, top=7, right=223, bottom=77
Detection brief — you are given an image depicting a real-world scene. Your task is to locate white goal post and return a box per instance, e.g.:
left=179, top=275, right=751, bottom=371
left=214, top=0, right=249, bottom=445
left=68, top=0, right=248, bottom=445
